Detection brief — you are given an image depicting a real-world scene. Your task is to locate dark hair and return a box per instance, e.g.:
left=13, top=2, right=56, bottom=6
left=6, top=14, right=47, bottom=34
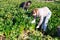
left=27, top=1, right=32, bottom=3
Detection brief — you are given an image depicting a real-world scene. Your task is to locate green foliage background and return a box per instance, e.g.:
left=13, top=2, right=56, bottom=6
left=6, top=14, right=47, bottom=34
left=0, top=0, right=60, bottom=40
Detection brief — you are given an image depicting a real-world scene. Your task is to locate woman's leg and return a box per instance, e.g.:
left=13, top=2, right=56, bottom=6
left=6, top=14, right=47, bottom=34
left=42, top=12, right=51, bottom=32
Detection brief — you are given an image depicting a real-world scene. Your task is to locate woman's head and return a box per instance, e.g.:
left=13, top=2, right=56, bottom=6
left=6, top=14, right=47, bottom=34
left=26, top=1, right=32, bottom=6
left=32, top=8, right=38, bottom=16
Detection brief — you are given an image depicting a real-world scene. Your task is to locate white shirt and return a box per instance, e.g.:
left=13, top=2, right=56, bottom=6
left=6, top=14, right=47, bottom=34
left=38, top=7, right=51, bottom=17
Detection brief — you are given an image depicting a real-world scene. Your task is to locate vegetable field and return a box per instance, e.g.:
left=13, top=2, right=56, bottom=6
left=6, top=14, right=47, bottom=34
left=0, top=0, right=60, bottom=40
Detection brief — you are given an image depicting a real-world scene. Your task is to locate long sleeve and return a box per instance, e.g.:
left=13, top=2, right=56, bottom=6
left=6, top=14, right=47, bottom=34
left=36, top=16, right=43, bottom=28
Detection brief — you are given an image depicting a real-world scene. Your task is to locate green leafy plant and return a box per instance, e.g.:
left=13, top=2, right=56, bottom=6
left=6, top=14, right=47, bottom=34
left=0, top=0, right=60, bottom=40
